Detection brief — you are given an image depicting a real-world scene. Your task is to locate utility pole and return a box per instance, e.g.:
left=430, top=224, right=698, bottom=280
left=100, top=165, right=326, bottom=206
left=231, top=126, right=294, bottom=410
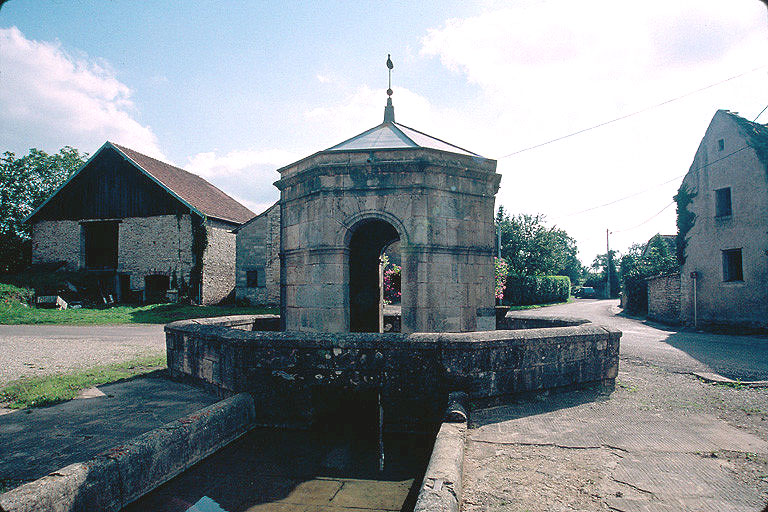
left=497, top=222, right=502, bottom=259
left=606, top=228, right=611, bottom=299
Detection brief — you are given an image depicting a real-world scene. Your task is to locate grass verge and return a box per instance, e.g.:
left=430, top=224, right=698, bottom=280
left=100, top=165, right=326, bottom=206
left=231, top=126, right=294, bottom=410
left=507, top=298, right=573, bottom=311
left=0, top=302, right=278, bottom=325
left=0, top=354, right=166, bottom=409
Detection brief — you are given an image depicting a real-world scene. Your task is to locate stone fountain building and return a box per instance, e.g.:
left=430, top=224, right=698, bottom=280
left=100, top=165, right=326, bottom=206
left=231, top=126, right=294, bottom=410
left=245, top=95, right=501, bottom=333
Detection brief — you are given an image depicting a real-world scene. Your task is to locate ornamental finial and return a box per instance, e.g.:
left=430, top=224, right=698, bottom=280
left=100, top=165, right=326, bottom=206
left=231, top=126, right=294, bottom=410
left=384, top=54, right=395, bottom=123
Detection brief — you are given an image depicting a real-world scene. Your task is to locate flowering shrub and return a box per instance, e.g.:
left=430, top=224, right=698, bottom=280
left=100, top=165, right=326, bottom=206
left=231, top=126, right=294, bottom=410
left=494, top=257, right=509, bottom=304
left=382, top=254, right=401, bottom=305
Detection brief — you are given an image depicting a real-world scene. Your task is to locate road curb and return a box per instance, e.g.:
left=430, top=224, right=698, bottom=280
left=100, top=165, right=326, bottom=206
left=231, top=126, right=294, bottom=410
left=693, top=371, right=768, bottom=388
left=0, top=393, right=256, bottom=512
left=414, top=393, right=468, bottom=512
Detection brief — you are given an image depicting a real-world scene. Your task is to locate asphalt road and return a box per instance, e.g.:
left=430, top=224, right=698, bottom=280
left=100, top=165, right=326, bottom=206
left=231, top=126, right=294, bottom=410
left=0, top=324, right=166, bottom=385
left=521, top=299, right=768, bottom=381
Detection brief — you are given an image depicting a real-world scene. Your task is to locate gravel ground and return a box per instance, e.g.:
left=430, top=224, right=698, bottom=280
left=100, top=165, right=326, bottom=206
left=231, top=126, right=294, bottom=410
left=462, top=359, right=768, bottom=512
left=0, top=324, right=166, bottom=385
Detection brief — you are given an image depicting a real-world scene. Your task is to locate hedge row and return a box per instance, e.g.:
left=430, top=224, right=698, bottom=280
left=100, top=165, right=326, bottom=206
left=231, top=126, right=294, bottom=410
left=623, top=276, right=648, bottom=315
left=503, top=275, right=571, bottom=306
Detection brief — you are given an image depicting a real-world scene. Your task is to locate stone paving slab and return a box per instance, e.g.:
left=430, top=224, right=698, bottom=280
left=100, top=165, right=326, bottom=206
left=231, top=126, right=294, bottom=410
left=0, top=371, right=218, bottom=490
left=464, top=364, right=768, bottom=511
left=472, top=402, right=768, bottom=455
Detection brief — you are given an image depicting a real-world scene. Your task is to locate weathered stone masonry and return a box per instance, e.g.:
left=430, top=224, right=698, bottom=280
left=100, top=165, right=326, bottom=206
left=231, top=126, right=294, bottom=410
left=202, top=219, right=238, bottom=305
left=235, top=203, right=280, bottom=305
left=647, top=273, right=681, bottom=325
left=166, top=314, right=620, bottom=429
left=118, top=215, right=194, bottom=291
left=277, top=149, right=500, bottom=334
left=31, top=220, right=81, bottom=268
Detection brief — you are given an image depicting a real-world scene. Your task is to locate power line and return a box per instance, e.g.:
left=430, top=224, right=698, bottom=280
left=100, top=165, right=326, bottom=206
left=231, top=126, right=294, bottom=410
left=497, top=65, right=767, bottom=159
left=612, top=201, right=675, bottom=233
left=754, top=103, right=768, bottom=122
left=561, top=175, right=683, bottom=218
left=554, top=144, right=752, bottom=219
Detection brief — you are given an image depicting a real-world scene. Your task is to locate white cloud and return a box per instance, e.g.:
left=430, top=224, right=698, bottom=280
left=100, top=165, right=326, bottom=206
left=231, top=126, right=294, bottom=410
left=419, top=0, right=768, bottom=263
left=185, top=148, right=296, bottom=179
left=184, top=148, right=297, bottom=214
left=0, top=27, right=163, bottom=158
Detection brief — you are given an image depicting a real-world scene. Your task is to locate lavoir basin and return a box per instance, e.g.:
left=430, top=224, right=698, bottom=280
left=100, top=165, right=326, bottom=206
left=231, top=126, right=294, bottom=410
left=122, top=427, right=433, bottom=512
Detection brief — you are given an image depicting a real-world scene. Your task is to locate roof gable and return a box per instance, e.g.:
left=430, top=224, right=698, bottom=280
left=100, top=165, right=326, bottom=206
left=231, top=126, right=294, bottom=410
left=26, top=142, right=254, bottom=225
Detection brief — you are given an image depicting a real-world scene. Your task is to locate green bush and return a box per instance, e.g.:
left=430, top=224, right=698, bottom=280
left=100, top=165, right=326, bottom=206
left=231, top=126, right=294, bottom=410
left=623, top=276, right=648, bottom=314
left=503, top=275, right=571, bottom=306
left=0, top=283, right=34, bottom=306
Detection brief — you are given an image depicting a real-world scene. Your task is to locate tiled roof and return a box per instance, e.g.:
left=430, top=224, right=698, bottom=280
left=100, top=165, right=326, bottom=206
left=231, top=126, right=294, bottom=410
left=111, top=143, right=254, bottom=224
left=722, top=110, right=768, bottom=143
left=326, top=121, right=481, bottom=157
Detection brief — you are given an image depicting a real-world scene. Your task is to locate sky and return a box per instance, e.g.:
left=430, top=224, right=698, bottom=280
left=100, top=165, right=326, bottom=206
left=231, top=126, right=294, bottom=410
left=2, top=0, right=767, bottom=266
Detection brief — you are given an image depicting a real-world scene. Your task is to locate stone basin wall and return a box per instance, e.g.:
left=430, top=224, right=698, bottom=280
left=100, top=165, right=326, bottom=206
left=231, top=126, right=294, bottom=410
left=165, top=315, right=620, bottom=429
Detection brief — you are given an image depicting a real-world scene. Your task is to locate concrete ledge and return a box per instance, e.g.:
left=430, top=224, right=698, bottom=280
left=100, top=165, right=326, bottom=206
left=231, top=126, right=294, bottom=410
left=693, top=371, right=768, bottom=388
left=0, top=393, right=256, bottom=512
left=414, top=421, right=467, bottom=512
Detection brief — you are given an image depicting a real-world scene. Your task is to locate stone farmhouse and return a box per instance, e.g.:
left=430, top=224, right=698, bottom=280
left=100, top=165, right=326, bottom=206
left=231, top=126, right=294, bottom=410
left=676, top=109, right=768, bottom=329
left=25, top=141, right=254, bottom=305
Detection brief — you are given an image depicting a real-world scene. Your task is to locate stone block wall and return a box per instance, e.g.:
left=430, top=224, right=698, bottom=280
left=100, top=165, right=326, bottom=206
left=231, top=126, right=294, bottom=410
left=647, top=273, right=681, bottom=325
left=30, top=220, right=81, bottom=268
left=235, top=203, right=280, bottom=305
left=202, top=219, right=237, bottom=305
left=166, top=315, right=620, bottom=430
left=118, top=215, right=194, bottom=290
left=29, top=214, right=238, bottom=305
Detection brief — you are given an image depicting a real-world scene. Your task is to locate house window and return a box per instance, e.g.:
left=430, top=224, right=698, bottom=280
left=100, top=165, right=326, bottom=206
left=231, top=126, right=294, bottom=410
left=715, top=187, right=732, bottom=217
left=82, top=221, right=119, bottom=269
left=717, top=138, right=724, bottom=151
left=246, top=267, right=266, bottom=288
left=722, top=249, right=743, bottom=282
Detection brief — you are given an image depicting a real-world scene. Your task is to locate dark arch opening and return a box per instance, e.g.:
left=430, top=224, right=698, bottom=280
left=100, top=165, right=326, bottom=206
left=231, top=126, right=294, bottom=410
left=348, top=219, right=399, bottom=332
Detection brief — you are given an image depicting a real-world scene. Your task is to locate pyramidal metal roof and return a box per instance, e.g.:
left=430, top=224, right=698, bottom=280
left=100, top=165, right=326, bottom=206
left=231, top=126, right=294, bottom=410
left=325, top=121, right=482, bottom=157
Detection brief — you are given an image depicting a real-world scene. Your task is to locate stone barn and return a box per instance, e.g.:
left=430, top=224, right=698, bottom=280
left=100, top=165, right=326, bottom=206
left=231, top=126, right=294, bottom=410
left=25, top=141, right=254, bottom=304
left=274, top=95, right=501, bottom=333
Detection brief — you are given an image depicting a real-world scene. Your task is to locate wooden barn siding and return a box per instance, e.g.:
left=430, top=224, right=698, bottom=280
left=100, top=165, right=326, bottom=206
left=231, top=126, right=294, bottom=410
left=36, top=147, right=189, bottom=221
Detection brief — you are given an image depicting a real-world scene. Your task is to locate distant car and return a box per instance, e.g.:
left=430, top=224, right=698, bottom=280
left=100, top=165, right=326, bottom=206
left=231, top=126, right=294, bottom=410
left=576, top=286, right=596, bottom=298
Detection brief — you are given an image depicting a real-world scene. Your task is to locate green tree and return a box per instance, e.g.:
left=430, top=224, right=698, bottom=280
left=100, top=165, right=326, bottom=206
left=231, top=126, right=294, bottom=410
left=588, top=251, right=620, bottom=298
left=496, top=207, right=584, bottom=282
left=0, top=147, right=87, bottom=272
left=620, top=235, right=677, bottom=283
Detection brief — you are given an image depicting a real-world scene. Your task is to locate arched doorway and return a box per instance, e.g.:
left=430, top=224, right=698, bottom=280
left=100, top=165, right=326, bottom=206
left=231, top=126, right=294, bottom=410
left=348, top=219, right=399, bottom=332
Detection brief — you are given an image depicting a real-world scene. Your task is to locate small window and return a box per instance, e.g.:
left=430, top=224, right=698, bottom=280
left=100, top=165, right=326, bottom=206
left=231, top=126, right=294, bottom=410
left=717, top=138, right=724, bottom=151
left=246, top=267, right=266, bottom=288
left=715, top=187, right=732, bottom=217
left=722, top=249, right=743, bottom=282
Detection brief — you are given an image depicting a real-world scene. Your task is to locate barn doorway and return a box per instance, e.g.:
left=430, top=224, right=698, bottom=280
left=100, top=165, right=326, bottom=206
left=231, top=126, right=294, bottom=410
left=348, top=219, right=399, bottom=332
left=82, top=221, right=118, bottom=269
left=144, top=274, right=170, bottom=303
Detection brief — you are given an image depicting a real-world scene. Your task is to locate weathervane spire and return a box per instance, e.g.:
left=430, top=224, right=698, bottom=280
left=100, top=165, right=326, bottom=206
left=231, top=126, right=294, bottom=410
left=384, top=54, right=395, bottom=123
